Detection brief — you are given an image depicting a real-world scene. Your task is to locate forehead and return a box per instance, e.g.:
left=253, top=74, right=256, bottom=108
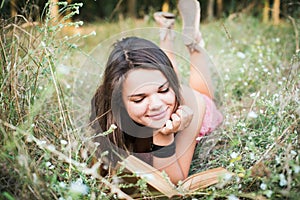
left=123, top=69, right=167, bottom=94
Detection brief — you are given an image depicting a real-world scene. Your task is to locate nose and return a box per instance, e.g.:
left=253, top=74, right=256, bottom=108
left=148, top=94, right=163, bottom=111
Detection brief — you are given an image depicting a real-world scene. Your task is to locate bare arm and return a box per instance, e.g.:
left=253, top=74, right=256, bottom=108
left=152, top=86, right=206, bottom=183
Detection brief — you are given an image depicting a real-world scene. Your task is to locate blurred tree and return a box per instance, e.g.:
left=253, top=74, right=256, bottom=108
left=162, top=0, right=170, bottom=12
left=207, top=0, right=214, bottom=21
left=216, top=0, right=223, bottom=18
left=127, top=0, right=136, bottom=18
left=10, top=0, right=17, bottom=17
left=272, top=0, right=280, bottom=25
left=263, top=0, right=269, bottom=23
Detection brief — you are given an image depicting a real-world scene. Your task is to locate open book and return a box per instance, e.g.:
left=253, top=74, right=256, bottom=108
left=118, top=155, right=232, bottom=198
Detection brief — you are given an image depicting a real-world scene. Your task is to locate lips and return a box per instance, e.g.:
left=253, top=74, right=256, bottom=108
left=147, top=108, right=168, bottom=121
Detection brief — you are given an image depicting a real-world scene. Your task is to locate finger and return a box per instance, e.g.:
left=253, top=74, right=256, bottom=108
left=166, top=119, right=173, bottom=129
left=176, top=106, right=193, bottom=129
left=176, top=108, right=187, bottom=119
left=159, top=120, right=173, bottom=135
left=170, top=113, right=181, bottom=130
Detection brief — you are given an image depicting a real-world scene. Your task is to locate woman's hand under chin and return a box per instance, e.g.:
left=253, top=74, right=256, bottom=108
left=155, top=105, right=194, bottom=135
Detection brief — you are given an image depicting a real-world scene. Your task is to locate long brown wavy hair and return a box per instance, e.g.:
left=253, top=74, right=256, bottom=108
left=90, top=37, right=182, bottom=165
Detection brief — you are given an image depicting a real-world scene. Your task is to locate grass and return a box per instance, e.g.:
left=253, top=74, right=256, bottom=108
left=0, top=3, right=299, bottom=199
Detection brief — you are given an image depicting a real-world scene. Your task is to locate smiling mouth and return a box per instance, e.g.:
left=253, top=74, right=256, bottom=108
left=147, top=108, right=168, bottom=120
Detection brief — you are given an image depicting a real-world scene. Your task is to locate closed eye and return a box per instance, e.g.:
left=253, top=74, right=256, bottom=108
left=158, top=87, right=169, bottom=93
left=132, top=97, right=145, bottom=103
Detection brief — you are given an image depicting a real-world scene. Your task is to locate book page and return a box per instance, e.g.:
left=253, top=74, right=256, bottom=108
left=119, top=155, right=180, bottom=198
left=180, top=167, right=230, bottom=191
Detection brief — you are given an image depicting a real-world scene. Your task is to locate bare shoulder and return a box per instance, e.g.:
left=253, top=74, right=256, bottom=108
left=181, top=85, right=206, bottom=113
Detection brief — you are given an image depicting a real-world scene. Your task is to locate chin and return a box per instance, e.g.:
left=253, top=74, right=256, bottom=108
left=146, top=119, right=168, bottom=129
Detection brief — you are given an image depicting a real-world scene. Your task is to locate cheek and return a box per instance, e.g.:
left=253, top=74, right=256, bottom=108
left=125, top=101, right=148, bottom=119
left=165, top=91, right=176, bottom=106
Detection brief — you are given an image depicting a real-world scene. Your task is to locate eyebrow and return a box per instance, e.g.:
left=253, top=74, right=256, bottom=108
left=127, top=81, right=169, bottom=98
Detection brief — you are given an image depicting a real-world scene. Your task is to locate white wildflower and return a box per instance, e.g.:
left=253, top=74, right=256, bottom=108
left=230, top=152, right=238, bottom=159
left=279, top=173, right=287, bottom=186
left=59, top=182, right=66, bottom=188
left=248, top=111, right=258, bottom=118
left=237, top=51, right=246, bottom=59
left=275, top=156, right=281, bottom=164
left=223, top=173, right=233, bottom=181
left=32, top=173, right=38, bottom=183
left=264, top=190, right=273, bottom=198
left=102, top=164, right=108, bottom=170
left=47, top=144, right=56, bottom=151
left=69, top=178, right=89, bottom=195
left=57, top=64, right=71, bottom=75
left=228, top=194, right=239, bottom=200
left=260, top=182, right=267, bottom=190
left=37, top=140, right=47, bottom=146
left=60, top=139, right=68, bottom=145
left=26, top=135, right=33, bottom=143
left=45, top=161, right=52, bottom=167
left=110, top=124, right=117, bottom=130
left=90, top=31, right=96, bottom=36
left=293, top=165, right=300, bottom=173
left=290, top=150, right=297, bottom=156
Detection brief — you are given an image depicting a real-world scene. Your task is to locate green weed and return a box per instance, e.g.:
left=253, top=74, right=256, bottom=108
left=0, top=2, right=299, bottom=200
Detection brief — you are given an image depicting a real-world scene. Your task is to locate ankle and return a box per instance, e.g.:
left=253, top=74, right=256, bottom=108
left=154, top=12, right=176, bottom=41
left=185, top=31, right=205, bottom=52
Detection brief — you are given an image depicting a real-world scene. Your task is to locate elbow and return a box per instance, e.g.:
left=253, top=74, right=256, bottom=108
left=170, top=172, right=187, bottom=185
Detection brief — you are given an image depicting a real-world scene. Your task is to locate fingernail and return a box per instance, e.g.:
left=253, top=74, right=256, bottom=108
left=166, top=120, right=173, bottom=129
left=173, top=114, right=180, bottom=121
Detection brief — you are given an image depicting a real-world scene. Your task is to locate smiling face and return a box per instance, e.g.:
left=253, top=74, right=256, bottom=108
left=122, top=68, right=176, bottom=129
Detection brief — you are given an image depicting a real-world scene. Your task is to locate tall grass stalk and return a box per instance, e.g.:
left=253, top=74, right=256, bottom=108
left=0, top=1, right=133, bottom=199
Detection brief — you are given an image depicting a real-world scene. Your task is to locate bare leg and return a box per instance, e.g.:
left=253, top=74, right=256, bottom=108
left=178, top=0, right=214, bottom=99
left=153, top=12, right=180, bottom=76
left=189, top=49, right=214, bottom=99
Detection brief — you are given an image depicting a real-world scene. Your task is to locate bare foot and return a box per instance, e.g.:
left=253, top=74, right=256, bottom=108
left=178, top=0, right=205, bottom=52
left=154, top=12, right=175, bottom=41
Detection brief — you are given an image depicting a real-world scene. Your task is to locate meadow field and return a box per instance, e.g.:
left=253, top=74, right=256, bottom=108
left=0, top=4, right=299, bottom=199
